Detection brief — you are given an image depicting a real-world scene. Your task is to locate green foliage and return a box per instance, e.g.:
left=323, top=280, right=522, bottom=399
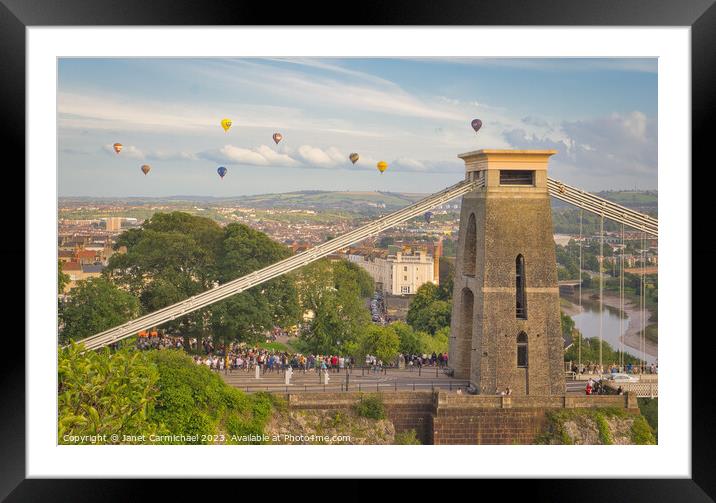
left=106, top=212, right=301, bottom=345
left=297, top=259, right=373, bottom=354
left=354, top=394, right=386, bottom=420
left=394, top=321, right=421, bottom=355
left=637, top=398, right=658, bottom=441
left=406, top=283, right=452, bottom=335
left=392, top=322, right=448, bottom=356
left=394, top=429, right=421, bottom=445
left=561, top=311, right=575, bottom=343
left=630, top=415, right=656, bottom=444
left=330, top=411, right=347, bottom=428
left=59, top=277, right=140, bottom=343
left=419, top=327, right=450, bottom=354
left=594, top=412, right=613, bottom=445
left=59, top=347, right=279, bottom=445
left=358, top=325, right=400, bottom=363
left=58, top=344, right=161, bottom=443
left=147, top=350, right=274, bottom=444
left=537, top=408, right=634, bottom=445
left=58, top=260, right=70, bottom=294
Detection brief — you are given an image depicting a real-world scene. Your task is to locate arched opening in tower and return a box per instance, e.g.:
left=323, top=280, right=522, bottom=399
left=463, top=213, right=476, bottom=277
left=459, top=287, right=474, bottom=379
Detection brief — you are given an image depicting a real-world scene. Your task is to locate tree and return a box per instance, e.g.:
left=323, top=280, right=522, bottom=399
left=393, top=321, right=421, bottom=355
left=359, top=325, right=400, bottom=363
left=296, top=259, right=372, bottom=354
left=211, top=223, right=302, bottom=344
left=59, top=277, right=140, bottom=343
left=418, top=327, right=450, bottom=354
left=406, top=283, right=439, bottom=326
left=58, top=260, right=70, bottom=294
left=105, top=213, right=301, bottom=348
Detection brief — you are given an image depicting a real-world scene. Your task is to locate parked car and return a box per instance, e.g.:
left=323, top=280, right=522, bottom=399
left=606, top=373, right=640, bottom=383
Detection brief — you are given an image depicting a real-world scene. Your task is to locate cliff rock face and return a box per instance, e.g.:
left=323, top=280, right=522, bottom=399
left=266, top=409, right=396, bottom=445
left=536, top=408, right=656, bottom=445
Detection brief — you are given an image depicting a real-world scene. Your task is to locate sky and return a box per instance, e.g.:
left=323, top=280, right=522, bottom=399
left=58, top=58, right=657, bottom=197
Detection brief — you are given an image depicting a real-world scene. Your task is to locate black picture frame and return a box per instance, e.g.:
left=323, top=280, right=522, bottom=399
left=4, top=0, right=711, bottom=499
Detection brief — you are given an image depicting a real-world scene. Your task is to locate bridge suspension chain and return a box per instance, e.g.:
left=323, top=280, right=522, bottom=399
left=547, top=178, right=658, bottom=237
left=74, top=178, right=483, bottom=351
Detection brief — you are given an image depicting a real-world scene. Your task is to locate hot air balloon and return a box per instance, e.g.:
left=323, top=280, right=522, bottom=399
left=424, top=211, right=434, bottom=224
left=376, top=161, right=388, bottom=174
left=112, top=143, right=123, bottom=154
left=272, top=132, right=283, bottom=144
left=217, top=166, right=227, bottom=179
left=471, top=118, right=482, bottom=133
left=140, top=164, right=151, bottom=175
left=221, top=118, right=232, bottom=133
left=349, top=153, right=359, bottom=165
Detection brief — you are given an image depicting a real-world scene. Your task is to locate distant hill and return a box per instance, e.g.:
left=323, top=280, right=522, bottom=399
left=60, top=191, right=429, bottom=213
left=60, top=189, right=656, bottom=216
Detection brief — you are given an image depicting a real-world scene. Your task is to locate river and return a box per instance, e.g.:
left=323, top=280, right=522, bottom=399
left=562, top=293, right=657, bottom=365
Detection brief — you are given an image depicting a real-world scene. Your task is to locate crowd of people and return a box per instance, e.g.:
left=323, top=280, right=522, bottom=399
left=569, top=361, right=658, bottom=375
left=192, top=344, right=356, bottom=374
left=402, top=352, right=449, bottom=369
left=133, top=330, right=454, bottom=377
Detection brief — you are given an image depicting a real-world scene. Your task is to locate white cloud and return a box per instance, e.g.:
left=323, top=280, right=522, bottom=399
left=145, top=150, right=198, bottom=161
left=102, top=143, right=144, bottom=159
left=197, top=60, right=466, bottom=122
left=503, top=111, right=657, bottom=179
left=198, top=144, right=299, bottom=168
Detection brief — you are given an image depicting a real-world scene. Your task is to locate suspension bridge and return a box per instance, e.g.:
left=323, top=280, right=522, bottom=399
left=71, top=149, right=658, bottom=396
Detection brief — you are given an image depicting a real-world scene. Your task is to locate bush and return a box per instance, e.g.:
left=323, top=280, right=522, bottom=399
left=58, top=347, right=279, bottom=445
left=637, top=398, right=658, bottom=441
left=395, top=429, right=421, bottom=445
left=58, top=344, right=161, bottom=444
left=148, top=350, right=275, bottom=444
left=630, top=415, right=656, bottom=445
left=354, top=394, right=386, bottom=420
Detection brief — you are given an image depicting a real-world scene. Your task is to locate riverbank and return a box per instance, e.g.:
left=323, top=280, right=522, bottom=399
left=561, top=291, right=657, bottom=359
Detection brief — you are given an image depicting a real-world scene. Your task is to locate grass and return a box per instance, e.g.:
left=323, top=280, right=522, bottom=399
left=257, top=341, right=291, bottom=352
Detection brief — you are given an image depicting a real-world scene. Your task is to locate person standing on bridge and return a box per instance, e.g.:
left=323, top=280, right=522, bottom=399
left=585, top=382, right=593, bottom=395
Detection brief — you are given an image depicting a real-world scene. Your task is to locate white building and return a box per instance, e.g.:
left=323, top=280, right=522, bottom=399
left=347, top=248, right=438, bottom=296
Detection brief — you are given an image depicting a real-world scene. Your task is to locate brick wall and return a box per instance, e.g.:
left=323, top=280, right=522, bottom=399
left=282, top=391, right=638, bottom=444
left=284, top=392, right=435, bottom=443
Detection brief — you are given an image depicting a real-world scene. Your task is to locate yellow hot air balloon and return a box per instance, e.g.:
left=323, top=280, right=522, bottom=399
left=112, top=143, right=123, bottom=154
left=221, top=118, right=232, bottom=133
left=141, top=164, right=151, bottom=175
left=376, top=161, right=388, bottom=174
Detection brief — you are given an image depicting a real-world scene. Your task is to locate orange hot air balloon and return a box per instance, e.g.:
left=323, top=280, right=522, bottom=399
left=272, top=132, right=283, bottom=144
left=112, top=143, right=123, bottom=154
left=349, top=153, right=359, bottom=165
left=140, top=164, right=151, bottom=175
left=376, top=161, right=388, bottom=174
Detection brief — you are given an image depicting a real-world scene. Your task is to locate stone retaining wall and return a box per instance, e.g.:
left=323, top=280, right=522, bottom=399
left=281, top=391, right=638, bottom=444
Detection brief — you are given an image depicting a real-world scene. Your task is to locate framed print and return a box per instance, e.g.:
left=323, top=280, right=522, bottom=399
left=4, top=0, right=713, bottom=499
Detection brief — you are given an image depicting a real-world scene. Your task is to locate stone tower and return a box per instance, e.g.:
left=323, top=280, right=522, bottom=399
left=449, top=149, right=564, bottom=395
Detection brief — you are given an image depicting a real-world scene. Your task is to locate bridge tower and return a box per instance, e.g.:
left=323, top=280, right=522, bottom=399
left=449, top=149, right=564, bottom=395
